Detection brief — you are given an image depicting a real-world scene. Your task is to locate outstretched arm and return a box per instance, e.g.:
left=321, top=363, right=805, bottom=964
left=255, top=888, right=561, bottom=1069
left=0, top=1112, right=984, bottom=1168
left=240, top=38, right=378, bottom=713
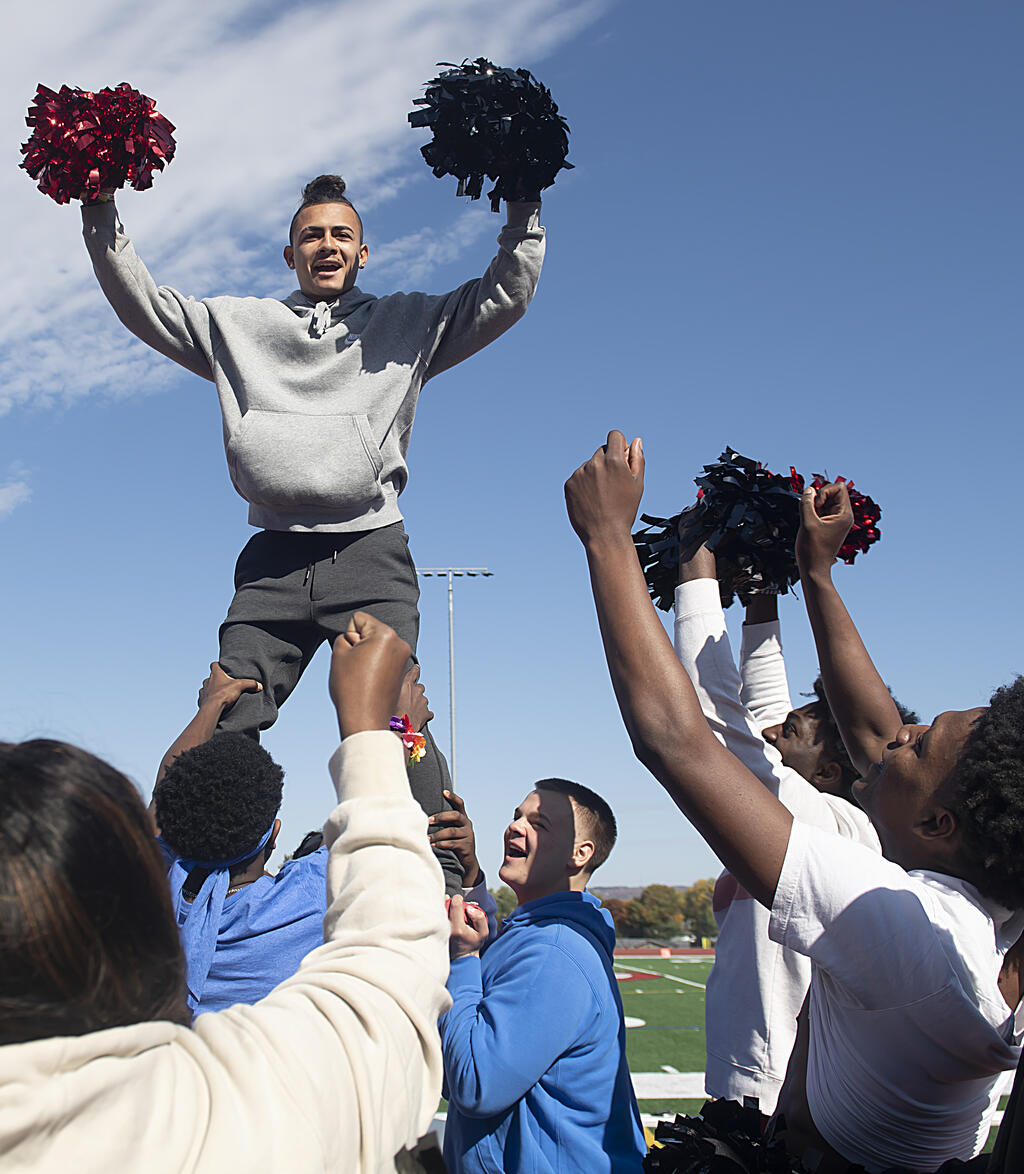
left=424, top=201, right=545, bottom=379
left=795, top=483, right=904, bottom=775
left=81, top=198, right=215, bottom=379
left=565, top=432, right=792, bottom=907
left=153, top=663, right=261, bottom=790
left=740, top=595, right=794, bottom=727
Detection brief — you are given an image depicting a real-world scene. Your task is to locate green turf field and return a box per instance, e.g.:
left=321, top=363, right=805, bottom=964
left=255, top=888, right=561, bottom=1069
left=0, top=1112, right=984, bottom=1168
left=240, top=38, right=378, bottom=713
left=614, top=954, right=712, bottom=1123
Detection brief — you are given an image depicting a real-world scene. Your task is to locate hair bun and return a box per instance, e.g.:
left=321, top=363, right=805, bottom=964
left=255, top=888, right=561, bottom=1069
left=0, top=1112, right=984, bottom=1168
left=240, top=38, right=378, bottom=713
left=301, top=174, right=348, bottom=203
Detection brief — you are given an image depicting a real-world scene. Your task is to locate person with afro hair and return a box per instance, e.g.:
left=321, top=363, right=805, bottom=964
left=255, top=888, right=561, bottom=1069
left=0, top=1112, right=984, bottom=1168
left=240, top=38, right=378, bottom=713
left=153, top=656, right=438, bottom=1016
left=79, top=171, right=546, bottom=896
left=565, top=433, right=1024, bottom=1172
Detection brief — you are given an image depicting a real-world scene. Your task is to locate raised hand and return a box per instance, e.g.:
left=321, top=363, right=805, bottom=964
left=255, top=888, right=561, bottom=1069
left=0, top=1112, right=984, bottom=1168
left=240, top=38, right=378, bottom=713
left=564, top=430, right=644, bottom=546
left=329, top=613, right=411, bottom=740
left=197, top=662, right=261, bottom=712
left=796, top=481, right=854, bottom=577
left=447, top=894, right=490, bottom=960
left=428, top=791, right=482, bottom=886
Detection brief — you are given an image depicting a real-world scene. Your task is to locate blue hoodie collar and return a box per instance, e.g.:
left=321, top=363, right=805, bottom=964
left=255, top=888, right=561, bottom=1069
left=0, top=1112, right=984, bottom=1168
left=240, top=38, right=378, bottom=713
left=502, top=889, right=615, bottom=953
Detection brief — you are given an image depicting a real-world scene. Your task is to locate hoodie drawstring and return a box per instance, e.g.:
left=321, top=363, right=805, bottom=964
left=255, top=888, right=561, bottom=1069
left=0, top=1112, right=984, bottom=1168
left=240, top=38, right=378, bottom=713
left=310, top=301, right=332, bottom=338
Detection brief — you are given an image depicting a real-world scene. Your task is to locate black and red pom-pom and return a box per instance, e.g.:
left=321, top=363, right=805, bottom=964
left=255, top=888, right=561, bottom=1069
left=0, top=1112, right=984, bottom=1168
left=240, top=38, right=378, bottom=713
left=633, top=448, right=882, bottom=611
left=408, top=58, right=572, bottom=211
left=21, top=82, right=176, bottom=205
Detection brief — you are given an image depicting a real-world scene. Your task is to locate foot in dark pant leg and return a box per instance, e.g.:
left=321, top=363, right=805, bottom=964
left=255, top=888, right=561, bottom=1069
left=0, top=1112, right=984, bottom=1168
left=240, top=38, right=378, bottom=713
left=217, top=620, right=322, bottom=739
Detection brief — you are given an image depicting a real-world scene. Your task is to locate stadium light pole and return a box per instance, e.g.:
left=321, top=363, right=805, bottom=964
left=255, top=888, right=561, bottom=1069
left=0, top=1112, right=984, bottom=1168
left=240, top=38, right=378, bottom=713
left=416, top=567, right=493, bottom=788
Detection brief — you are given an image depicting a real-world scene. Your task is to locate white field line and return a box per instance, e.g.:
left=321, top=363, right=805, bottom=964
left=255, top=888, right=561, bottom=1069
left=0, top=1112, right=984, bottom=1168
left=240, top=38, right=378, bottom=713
left=614, top=963, right=707, bottom=991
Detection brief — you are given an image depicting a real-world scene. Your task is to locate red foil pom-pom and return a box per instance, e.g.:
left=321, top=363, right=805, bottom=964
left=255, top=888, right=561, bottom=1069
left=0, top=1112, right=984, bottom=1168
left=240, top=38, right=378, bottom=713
left=20, top=82, right=176, bottom=205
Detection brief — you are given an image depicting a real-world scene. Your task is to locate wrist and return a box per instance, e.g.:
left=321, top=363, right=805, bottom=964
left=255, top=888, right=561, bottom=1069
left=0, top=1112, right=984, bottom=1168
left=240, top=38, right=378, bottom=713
left=798, top=563, right=834, bottom=590
left=339, top=706, right=392, bottom=741
left=583, top=530, right=637, bottom=561
left=462, top=860, right=482, bottom=888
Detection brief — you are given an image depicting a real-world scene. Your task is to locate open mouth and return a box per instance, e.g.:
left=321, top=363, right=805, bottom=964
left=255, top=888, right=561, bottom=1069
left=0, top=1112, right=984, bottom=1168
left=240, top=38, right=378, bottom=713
left=504, top=842, right=527, bottom=860
left=312, top=261, right=342, bottom=276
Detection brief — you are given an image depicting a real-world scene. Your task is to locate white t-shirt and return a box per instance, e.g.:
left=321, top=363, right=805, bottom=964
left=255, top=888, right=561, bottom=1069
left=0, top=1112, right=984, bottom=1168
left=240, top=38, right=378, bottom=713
left=673, top=580, right=879, bottom=1112
left=771, top=819, right=1024, bottom=1172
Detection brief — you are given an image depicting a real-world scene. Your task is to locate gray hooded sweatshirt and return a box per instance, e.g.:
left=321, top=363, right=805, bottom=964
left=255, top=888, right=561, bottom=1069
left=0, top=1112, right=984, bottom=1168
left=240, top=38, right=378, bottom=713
left=81, top=201, right=545, bottom=532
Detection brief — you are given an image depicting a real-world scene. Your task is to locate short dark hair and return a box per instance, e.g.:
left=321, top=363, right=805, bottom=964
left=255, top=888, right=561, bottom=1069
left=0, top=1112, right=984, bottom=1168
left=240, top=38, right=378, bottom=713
left=154, top=732, right=283, bottom=870
left=949, top=677, right=1024, bottom=909
left=0, top=740, right=189, bottom=1044
left=288, top=174, right=362, bottom=243
left=809, top=676, right=919, bottom=794
left=534, top=778, right=617, bottom=874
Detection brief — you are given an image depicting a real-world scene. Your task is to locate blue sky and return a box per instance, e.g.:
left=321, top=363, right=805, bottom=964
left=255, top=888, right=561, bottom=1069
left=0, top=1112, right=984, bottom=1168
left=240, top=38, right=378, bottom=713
left=2, top=1, right=1022, bottom=886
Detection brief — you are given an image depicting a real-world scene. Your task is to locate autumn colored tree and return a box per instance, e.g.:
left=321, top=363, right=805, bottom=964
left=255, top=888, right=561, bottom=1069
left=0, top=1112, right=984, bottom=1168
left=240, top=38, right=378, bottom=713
left=620, top=884, right=685, bottom=938
left=490, top=885, right=518, bottom=920
left=601, top=897, right=632, bottom=932
left=679, top=877, right=717, bottom=943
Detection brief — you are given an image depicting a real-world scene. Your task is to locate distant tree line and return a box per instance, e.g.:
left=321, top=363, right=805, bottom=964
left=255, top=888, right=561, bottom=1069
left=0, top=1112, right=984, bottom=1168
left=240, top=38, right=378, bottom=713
left=488, top=880, right=717, bottom=943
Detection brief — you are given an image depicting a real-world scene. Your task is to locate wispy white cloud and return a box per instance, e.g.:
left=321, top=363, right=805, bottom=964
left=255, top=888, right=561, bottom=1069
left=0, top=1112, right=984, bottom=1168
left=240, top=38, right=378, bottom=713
left=0, top=0, right=605, bottom=415
left=0, top=477, right=31, bottom=518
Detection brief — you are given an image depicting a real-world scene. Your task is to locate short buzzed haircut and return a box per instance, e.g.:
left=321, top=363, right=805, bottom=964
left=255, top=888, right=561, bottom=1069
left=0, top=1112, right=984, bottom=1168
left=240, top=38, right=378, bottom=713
left=288, top=174, right=363, bottom=244
left=535, top=778, right=617, bottom=874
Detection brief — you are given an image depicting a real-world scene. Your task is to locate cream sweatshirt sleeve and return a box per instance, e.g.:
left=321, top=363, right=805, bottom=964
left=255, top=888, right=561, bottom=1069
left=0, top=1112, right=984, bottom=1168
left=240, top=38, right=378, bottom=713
left=183, top=729, right=450, bottom=1172
left=81, top=200, right=215, bottom=380
left=0, top=730, right=450, bottom=1174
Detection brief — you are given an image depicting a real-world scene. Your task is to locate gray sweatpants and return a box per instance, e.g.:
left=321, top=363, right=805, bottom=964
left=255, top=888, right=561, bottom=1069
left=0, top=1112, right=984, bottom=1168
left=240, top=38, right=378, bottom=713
left=216, top=522, right=462, bottom=892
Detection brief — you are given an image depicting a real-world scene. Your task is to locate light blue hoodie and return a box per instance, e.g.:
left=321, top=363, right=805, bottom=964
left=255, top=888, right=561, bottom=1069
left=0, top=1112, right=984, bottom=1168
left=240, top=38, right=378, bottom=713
left=440, top=890, right=646, bottom=1174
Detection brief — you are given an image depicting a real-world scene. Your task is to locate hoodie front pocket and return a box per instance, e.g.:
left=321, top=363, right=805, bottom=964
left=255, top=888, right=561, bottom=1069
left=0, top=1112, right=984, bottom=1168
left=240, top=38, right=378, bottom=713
left=226, top=410, right=384, bottom=512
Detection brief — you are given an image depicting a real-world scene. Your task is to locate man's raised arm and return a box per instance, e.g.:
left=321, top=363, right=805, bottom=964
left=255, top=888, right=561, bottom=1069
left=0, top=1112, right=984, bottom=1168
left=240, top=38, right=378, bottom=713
left=564, top=431, right=791, bottom=907
left=795, top=482, right=904, bottom=775
left=81, top=197, right=215, bottom=378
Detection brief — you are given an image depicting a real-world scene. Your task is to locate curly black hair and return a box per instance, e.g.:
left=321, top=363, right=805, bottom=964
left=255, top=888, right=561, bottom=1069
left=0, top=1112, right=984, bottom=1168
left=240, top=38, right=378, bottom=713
left=154, top=733, right=283, bottom=868
left=949, top=676, right=1024, bottom=909
left=288, top=174, right=362, bottom=243
left=809, top=676, right=920, bottom=795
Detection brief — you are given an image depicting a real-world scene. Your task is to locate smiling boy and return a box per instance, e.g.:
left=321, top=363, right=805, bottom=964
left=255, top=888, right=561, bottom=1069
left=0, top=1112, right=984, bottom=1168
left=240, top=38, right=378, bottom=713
left=439, top=779, right=645, bottom=1174
left=79, top=175, right=544, bottom=889
left=565, top=432, right=1024, bottom=1172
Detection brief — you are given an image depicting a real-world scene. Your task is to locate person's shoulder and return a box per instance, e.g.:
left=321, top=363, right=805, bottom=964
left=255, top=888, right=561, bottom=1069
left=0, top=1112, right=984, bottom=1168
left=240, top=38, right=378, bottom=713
left=277, top=846, right=328, bottom=886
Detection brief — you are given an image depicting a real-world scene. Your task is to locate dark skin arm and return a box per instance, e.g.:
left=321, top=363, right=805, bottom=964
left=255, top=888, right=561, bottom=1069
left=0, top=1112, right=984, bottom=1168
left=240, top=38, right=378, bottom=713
left=565, top=432, right=792, bottom=907
left=152, top=663, right=261, bottom=799
left=795, top=483, right=904, bottom=775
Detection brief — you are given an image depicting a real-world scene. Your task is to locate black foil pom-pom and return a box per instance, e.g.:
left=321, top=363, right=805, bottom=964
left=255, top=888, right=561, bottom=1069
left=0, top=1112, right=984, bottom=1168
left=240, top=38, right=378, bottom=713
left=633, top=449, right=804, bottom=611
left=408, top=58, right=572, bottom=211
left=633, top=449, right=881, bottom=611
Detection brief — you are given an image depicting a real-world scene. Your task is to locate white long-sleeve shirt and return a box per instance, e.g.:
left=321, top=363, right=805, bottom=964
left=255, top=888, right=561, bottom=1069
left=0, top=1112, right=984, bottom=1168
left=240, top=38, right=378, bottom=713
left=672, top=580, right=878, bottom=1112
left=0, top=731, right=450, bottom=1173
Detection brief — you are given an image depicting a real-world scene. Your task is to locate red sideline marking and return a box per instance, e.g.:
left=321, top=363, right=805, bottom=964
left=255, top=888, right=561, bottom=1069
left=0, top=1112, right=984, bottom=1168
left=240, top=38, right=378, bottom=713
left=615, top=971, right=650, bottom=982
left=614, top=947, right=714, bottom=956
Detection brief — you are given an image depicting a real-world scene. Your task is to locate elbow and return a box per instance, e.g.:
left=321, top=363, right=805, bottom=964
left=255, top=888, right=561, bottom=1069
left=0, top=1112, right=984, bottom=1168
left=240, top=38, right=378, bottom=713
left=444, top=1073, right=513, bottom=1119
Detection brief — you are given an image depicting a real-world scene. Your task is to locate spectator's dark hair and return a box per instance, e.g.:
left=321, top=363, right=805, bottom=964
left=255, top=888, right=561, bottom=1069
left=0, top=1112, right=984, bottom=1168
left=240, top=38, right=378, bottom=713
left=809, top=676, right=920, bottom=793
left=292, top=830, right=324, bottom=860
left=534, top=778, right=617, bottom=874
left=288, top=174, right=362, bottom=243
left=948, top=677, right=1024, bottom=909
left=0, top=740, right=190, bottom=1045
left=154, top=733, right=283, bottom=874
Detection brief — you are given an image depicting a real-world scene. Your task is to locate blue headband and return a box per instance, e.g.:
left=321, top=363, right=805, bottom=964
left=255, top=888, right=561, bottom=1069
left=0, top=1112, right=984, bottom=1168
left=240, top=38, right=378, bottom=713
left=165, top=822, right=276, bottom=1014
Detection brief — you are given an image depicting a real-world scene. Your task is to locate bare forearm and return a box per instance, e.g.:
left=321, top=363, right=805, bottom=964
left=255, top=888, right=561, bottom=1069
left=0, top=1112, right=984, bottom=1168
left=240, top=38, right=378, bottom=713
left=799, top=565, right=903, bottom=773
left=155, top=703, right=225, bottom=789
left=585, top=536, right=791, bottom=905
